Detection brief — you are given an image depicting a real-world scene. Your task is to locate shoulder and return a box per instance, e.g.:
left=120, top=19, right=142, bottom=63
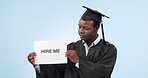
left=96, top=39, right=117, bottom=50
left=67, top=40, right=82, bottom=50
left=67, top=40, right=82, bottom=46
left=105, top=41, right=117, bottom=50
left=104, top=41, right=117, bottom=54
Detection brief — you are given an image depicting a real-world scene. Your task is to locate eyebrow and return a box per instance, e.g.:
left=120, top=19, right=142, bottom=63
left=78, top=24, right=88, bottom=27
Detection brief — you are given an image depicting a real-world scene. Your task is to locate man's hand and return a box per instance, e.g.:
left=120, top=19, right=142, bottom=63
left=27, top=52, right=37, bottom=66
left=65, top=50, right=79, bottom=63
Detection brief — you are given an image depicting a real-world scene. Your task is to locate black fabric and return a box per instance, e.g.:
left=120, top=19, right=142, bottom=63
left=36, top=39, right=117, bottom=78
left=38, top=64, right=65, bottom=78
left=36, top=69, right=41, bottom=78
left=81, top=6, right=109, bottom=23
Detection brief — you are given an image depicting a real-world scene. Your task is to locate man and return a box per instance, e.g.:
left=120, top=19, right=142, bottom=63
left=28, top=6, right=117, bottom=78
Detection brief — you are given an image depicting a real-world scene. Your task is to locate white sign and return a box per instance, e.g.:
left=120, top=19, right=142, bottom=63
left=34, top=41, right=67, bottom=64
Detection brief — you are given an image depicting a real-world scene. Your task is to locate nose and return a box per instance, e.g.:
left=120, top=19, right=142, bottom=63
left=78, top=28, right=84, bottom=34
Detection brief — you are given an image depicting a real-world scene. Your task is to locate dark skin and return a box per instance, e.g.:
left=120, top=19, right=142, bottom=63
left=27, top=19, right=99, bottom=65
left=78, top=19, right=99, bottom=46
left=27, top=52, right=37, bottom=66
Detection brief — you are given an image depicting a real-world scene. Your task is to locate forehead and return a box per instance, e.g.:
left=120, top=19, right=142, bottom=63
left=78, top=19, right=94, bottom=26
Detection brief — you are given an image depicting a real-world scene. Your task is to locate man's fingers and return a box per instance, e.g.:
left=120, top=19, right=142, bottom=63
left=30, top=52, right=36, bottom=56
left=31, top=59, right=37, bottom=66
left=30, top=59, right=34, bottom=63
left=27, top=52, right=36, bottom=64
left=27, top=52, right=37, bottom=66
left=66, top=51, right=75, bottom=55
left=28, top=52, right=36, bottom=58
left=28, top=56, right=34, bottom=59
left=65, top=53, right=73, bottom=59
left=30, top=59, right=37, bottom=66
left=65, top=50, right=78, bottom=59
left=65, top=53, right=71, bottom=57
left=65, top=50, right=79, bottom=63
left=28, top=55, right=34, bottom=62
left=66, top=53, right=74, bottom=58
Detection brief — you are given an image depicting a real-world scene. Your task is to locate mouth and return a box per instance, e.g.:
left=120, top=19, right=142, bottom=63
left=79, top=35, right=86, bottom=38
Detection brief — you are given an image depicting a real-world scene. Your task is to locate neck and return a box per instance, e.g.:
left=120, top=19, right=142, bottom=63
left=85, top=34, right=98, bottom=47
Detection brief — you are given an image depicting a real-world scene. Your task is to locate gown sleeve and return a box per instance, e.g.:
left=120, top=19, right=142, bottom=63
left=79, top=44, right=117, bottom=78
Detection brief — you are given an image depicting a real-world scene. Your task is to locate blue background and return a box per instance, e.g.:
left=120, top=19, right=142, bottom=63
left=0, top=0, right=148, bottom=78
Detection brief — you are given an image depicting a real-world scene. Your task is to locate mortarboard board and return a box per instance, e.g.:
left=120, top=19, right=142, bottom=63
left=81, top=6, right=110, bottom=45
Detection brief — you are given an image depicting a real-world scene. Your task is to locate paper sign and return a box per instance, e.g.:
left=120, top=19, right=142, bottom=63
left=34, top=41, right=67, bottom=64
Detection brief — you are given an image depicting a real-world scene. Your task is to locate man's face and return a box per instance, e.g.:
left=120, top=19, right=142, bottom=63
left=78, top=19, right=98, bottom=41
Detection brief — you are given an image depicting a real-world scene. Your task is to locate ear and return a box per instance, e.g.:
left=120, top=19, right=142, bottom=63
left=95, top=26, right=99, bottom=31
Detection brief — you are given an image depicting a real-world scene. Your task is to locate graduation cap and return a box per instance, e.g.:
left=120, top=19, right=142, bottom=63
left=81, top=6, right=110, bottom=45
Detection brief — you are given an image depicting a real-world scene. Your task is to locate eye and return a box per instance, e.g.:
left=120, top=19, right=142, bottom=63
left=79, top=26, right=81, bottom=29
left=84, top=27, right=89, bottom=30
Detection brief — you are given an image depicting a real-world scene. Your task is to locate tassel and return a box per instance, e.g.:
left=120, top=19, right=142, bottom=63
left=101, top=22, right=106, bottom=45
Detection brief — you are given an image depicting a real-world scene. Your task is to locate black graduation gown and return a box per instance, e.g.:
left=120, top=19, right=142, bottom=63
left=64, top=39, right=117, bottom=78
left=37, top=39, right=117, bottom=78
